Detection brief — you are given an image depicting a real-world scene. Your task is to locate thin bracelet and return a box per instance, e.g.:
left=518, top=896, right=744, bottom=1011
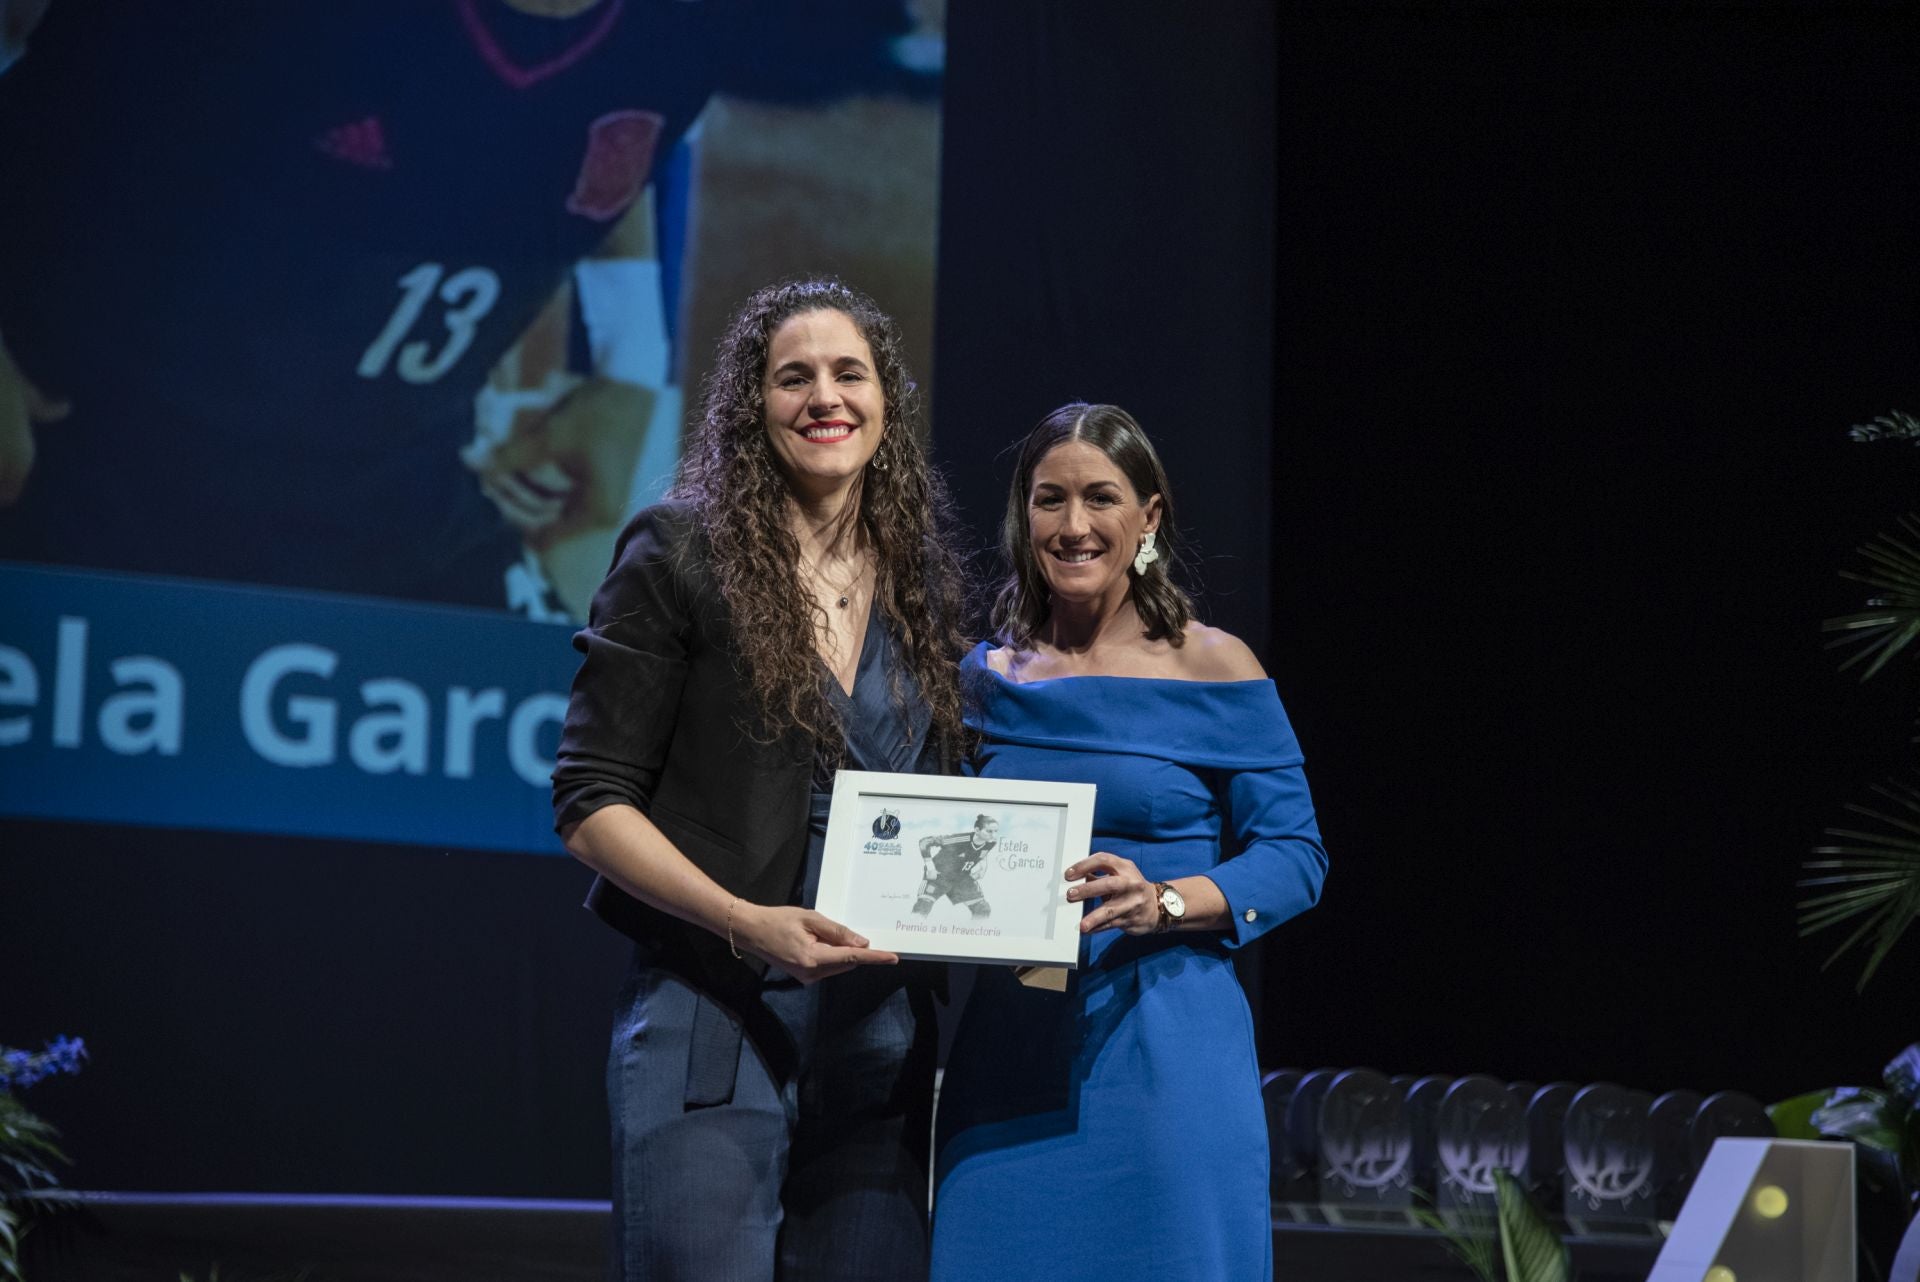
left=726, top=897, right=744, bottom=959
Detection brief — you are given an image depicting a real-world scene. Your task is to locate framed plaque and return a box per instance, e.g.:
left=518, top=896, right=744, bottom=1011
left=814, top=770, right=1095, bottom=967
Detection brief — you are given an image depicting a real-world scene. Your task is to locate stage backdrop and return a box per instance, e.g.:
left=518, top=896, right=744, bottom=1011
left=1, top=0, right=1290, bottom=1199
left=0, top=0, right=955, bottom=1195
left=19, top=0, right=1905, bottom=1209
left=0, top=0, right=943, bottom=855
left=1260, top=3, right=1919, bottom=1104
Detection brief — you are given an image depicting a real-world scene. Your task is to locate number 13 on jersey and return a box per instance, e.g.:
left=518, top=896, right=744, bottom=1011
left=357, top=262, right=502, bottom=384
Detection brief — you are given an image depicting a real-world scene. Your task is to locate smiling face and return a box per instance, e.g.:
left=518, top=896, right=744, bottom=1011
left=761, top=308, right=886, bottom=506
left=1027, top=439, right=1162, bottom=612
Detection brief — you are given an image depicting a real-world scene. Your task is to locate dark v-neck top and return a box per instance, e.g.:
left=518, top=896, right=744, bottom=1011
left=554, top=503, right=945, bottom=1003
left=795, top=602, right=934, bottom=905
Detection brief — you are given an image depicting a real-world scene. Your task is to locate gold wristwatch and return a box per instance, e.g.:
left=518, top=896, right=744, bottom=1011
left=1153, top=881, right=1187, bottom=933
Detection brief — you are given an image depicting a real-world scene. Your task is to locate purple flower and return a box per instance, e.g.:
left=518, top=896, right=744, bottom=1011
left=0, top=1036, right=89, bottom=1091
left=44, top=1036, right=87, bottom=1074
left=0, top=1048, right=35, bottom=1090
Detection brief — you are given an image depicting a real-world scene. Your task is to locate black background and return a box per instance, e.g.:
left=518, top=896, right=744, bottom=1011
left=6, top=2, right=1918, bottom=1196
left=1257, top=3, right=1918, bottom=1099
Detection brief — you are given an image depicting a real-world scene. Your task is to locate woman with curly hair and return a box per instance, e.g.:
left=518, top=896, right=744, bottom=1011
left=552, top=278, right=969, bottom=1281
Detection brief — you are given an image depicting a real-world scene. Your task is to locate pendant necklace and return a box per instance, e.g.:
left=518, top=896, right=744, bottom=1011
left=803, top=554, right=868, bottom=610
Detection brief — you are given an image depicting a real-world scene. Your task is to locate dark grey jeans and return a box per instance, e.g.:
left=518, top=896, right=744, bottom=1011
left=606, top=954, right=936, bottom=1281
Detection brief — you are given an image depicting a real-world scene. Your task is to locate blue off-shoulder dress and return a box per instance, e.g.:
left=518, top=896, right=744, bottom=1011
left=931, top=643, right=1328, bottom=1282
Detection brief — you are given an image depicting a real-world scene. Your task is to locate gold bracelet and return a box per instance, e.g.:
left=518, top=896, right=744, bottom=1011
left=726, top=897, right=744, bottom=960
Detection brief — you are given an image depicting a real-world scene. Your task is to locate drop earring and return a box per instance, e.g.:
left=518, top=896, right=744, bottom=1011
left=1132, top=531, right=1159, bottom=576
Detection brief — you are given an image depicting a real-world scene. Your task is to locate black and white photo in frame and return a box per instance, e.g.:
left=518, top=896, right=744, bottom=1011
left=815, top=771, right=1095, bottom=966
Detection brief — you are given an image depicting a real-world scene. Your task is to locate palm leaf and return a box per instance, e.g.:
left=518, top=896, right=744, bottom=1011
left=0, top=1094, right=68, bottom=1153
left=1495, top=1169, right=1572, bottom=1282
left=1848, top=410, right=1920, bottom=444
left=1, top=1156, right=59, bottom=1194
left=1412, top=1202, right=1500, bottom=1282
left=1800, top=783, right=1920, bottom=990
left=0, top=1203, right=18, bottom=1282
left=1823, top=515, right=1920, bottom=681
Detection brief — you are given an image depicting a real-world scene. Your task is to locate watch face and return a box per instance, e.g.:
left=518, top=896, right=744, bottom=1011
left=1160, top=885, right=1186, bottom=917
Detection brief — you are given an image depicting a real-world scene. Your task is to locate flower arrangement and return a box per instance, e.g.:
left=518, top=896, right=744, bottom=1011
left=0, top=1036, right=87, bottom=1282
left=0, top=1040, right=85, bottom=1094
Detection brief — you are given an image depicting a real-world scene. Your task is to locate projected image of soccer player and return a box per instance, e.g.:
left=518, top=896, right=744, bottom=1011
left=913, top=815, right=999, bottom=920
left=0, top=0, right=941, bottom=621
left=459, top=190, right=674, bottom=622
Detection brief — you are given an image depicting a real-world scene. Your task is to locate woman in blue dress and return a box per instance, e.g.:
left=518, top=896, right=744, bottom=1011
left=932, top=403, right=1328, bottom=1282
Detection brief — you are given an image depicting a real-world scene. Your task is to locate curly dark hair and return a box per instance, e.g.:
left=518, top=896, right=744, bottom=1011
left=991, top=402, right=1194, bottom=651
left=673, top=278, right=971, bottom=765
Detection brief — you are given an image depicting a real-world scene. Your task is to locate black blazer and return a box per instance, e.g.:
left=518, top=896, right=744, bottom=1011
left=552, top=501, right=812, bottom=998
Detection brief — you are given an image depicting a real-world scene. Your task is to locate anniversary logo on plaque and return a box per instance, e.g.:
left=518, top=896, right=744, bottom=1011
left=1435, top=1075, right=1529, bottom=1212
left=1562, top=1082, right=1655, bottom=1223
left=1317, top=1068, right=1413, bottom=1207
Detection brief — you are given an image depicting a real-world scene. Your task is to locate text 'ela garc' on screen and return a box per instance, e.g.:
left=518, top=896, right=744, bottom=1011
left=0, top=615, right=564, bottom=784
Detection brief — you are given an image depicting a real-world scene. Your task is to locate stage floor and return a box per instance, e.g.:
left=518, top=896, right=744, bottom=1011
left=19, top=1192, right=1668, bottom=1281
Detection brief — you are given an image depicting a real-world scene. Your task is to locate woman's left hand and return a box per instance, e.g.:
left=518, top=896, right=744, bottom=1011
left=1065, top=852, right=1160, bottom=935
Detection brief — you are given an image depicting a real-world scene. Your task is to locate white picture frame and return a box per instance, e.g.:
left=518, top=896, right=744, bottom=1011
left=814, top=770, right=1095, bottom=967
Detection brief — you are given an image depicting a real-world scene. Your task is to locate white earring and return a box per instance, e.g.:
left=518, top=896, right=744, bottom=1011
left=1132, top=531, right=1159, bottom=576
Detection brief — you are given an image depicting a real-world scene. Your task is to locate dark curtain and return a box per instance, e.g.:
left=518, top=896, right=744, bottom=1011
left=933, top=3, right=1279, bottom=653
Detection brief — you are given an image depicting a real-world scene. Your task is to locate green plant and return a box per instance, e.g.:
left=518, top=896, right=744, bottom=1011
left=1413, top=1200, right=1497, bottom=1282
left=1771, top=1042, right=1920, bottom=1281
left=1494, top=1170, right=1571, bottom=1282
left=1805, top=419, right=1920, bottom=988
left=0, top=1038, right=87, bottom=1282
left=1412, top=1171, right=1571, bottom=1282
left=1800, top=776, right=1920, bottom=989
left=1848, top=411, right=1920, bottom=446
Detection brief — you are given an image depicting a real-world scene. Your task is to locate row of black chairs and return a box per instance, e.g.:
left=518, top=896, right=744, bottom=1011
left=1262, top=1068, right=1776, bottom=1224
